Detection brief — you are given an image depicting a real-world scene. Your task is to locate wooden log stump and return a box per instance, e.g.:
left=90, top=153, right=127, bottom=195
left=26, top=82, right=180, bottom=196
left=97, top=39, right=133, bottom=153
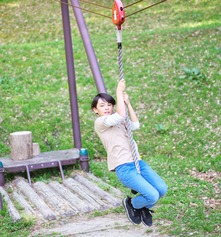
left=32, top=143, right=40, bottom=156
left=10, top=131, right=33, bottom=160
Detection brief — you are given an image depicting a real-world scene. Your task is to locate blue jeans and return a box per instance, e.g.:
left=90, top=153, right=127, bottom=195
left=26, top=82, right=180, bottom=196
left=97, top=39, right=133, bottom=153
left=115, top=160, right=168, bottom=209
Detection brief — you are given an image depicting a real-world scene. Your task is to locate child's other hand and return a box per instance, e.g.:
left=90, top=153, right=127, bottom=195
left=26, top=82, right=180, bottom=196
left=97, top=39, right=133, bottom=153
left=123, top=92, right=130, bottom=105
left=117, top=79, right=126, bottom=93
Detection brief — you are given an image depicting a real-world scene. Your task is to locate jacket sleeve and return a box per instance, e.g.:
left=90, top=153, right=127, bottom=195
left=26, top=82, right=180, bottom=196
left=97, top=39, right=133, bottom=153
left=130, top=121, right=140, bottom=131
left=103, top=112, right=125, bottom=127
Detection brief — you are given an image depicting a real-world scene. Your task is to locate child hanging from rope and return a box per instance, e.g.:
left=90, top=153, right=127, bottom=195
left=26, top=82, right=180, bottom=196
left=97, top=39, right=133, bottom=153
left=91, top=79, right=168, bottom=226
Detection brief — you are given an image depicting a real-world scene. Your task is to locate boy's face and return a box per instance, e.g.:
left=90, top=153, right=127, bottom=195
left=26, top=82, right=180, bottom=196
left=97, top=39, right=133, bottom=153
left=93, top=98, right=114, bottom=116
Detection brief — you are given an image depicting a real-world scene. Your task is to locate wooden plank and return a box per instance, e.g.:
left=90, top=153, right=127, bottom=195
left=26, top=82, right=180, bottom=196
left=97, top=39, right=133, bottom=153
left=73, top=174, right=121, bottom=207
left=33, top=182, right=77, bottom=217
left=86, top=172, right=123, bottom=198
left=0, top=149, right=79, bottom=168
left=0, top=187, right=21, bottom=222
left=15, top=178, right=56, bottom=220
left=64, top=178, right=110, bottom=210
left=12, top=191, right=36, bottom=216
left=49, top=181, right=94, bottom=213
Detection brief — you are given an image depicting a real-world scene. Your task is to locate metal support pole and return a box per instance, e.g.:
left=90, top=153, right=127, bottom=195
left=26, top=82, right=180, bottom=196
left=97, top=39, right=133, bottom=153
left=58, top=161, right=65, bottom=180
left=25, top=165, right=32, bottom=186
left=61, top=0, right=82, bottom=149
left=71, top=0, right=106, bottom=93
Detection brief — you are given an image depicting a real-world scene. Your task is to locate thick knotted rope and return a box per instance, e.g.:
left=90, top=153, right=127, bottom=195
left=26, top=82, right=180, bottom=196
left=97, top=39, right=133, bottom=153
left=117, top=31, right=140, bottom=174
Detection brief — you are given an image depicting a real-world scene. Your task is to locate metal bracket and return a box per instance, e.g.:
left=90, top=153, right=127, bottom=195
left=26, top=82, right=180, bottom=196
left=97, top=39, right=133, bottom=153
left=112, top=0, right=125, bottom=30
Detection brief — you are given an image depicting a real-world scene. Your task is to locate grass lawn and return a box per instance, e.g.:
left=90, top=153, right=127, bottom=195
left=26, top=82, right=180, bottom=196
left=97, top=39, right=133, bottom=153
left=0, top=0, right=220, bottom=236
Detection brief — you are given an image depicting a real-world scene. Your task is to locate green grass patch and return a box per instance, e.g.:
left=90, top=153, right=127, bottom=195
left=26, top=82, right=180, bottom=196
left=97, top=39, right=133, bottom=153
left=0, top=200, right=34, bottom=237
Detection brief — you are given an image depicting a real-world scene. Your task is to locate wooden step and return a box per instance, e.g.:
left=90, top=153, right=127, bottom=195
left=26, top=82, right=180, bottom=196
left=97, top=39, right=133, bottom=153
left=0, top=172, right=123, bottom=223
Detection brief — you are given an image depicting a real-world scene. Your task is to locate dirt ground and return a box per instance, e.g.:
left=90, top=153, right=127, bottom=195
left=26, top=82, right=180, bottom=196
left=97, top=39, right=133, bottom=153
left=30, top=213, right=170, bottom=237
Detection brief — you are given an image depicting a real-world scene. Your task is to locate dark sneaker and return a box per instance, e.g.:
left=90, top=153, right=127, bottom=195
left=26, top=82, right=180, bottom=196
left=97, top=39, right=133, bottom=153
left=140, top=208, right=154, bottom=227
left=122, top=196, right=141, bottom=225
left=131, top=189, right=138, bottom=195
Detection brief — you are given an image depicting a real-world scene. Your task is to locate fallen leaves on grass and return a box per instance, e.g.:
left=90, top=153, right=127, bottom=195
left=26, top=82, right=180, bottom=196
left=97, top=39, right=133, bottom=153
left=189, top=168, right=221, bottom=209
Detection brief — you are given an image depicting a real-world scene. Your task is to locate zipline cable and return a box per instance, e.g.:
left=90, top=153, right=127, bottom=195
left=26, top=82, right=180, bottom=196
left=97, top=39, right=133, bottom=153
left=54, top=0, right=111, bottom=19
left=55, top=0, right=167, bottom=20
left=126, top=0, right=167, bottom=17
left=79, top=0, right=111, bottom=10
left=124, top=0, right=148, bottom=9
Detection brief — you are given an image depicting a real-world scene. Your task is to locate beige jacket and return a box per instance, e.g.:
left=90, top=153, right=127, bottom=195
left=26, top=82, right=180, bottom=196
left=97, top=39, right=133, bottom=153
left=94, top=113, right=140, bottom=171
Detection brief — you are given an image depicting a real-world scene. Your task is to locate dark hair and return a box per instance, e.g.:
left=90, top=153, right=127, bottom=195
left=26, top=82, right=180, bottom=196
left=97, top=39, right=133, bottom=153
left=91, top=93, right=116, bottom=110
